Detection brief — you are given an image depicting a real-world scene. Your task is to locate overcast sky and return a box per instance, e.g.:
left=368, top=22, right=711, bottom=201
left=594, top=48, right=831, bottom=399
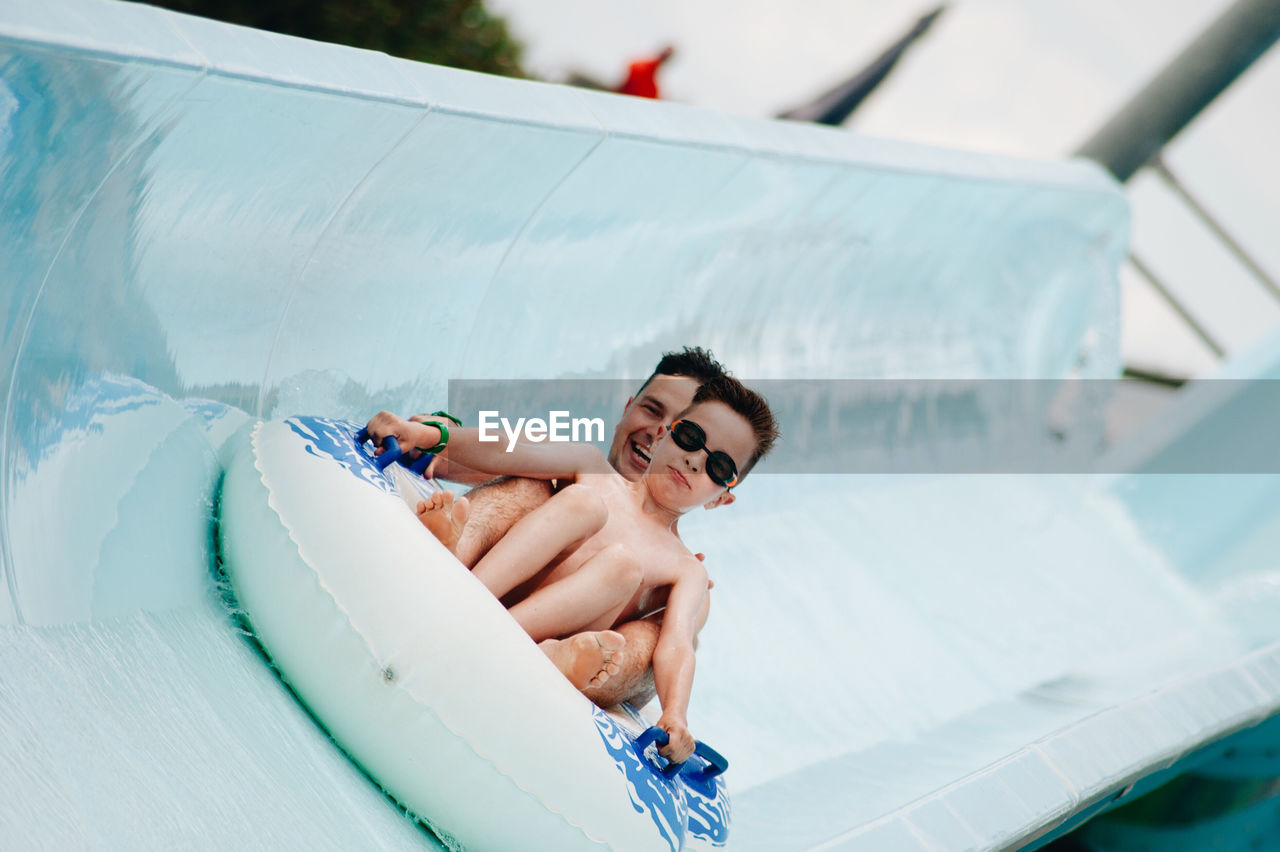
left=488, top=0, right=1280, bottom=379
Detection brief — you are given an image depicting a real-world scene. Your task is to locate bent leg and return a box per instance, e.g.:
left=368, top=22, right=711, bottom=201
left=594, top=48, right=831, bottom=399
left=471, top=483, right=606, bottom=602
left=507, top=542, right=643, bottom=642
left=455, top=477, right=553, bottom=567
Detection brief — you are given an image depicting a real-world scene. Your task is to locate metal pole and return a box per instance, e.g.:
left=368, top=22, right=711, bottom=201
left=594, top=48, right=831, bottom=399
left=1075, top=0, right=1280, bottom=182
left=1127, top=254, right=1227, bottom=359
left=1151, top=157, right=1280, bottom=306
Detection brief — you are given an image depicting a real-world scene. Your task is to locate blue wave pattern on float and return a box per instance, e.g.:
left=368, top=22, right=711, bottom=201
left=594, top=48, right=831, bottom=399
left=682, top=773, right=730, bottom=846
left=284, top=416, right=395, bottom=495
left=591, top=708, right=685, bottom=852
left=609, top=702, right=729, bottom=846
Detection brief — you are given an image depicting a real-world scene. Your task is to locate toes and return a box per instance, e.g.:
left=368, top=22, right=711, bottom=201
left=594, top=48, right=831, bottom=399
left=420, top=492, right=458, bottom=513
left=598, top=630, right=626, bottom=656
left=453, top=495, right=471, bottom=526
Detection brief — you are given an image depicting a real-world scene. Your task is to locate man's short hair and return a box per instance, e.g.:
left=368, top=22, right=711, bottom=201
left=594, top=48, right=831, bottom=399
left=637, top=346, right=726, bottom=395
left=684, top=375, right=779, bottom=477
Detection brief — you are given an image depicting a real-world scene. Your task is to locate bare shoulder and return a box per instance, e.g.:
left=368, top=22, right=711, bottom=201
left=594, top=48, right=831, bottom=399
left=591, top=466, right=638, bottom=490
left=671, top=551, right=708, bottom=586
left=633, top=538, right=705, bottom=591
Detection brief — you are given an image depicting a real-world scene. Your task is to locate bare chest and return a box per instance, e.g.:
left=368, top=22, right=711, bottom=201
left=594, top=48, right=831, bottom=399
left=553, top=485, right=686, bottom=592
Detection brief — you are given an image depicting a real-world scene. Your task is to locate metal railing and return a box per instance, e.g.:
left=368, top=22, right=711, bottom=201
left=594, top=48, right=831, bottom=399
left=1075, top=0, right=1280, bottom=384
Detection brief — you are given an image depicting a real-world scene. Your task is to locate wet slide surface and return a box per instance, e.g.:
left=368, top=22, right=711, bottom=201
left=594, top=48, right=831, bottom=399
left=5, top=2, right=1280, bottom=849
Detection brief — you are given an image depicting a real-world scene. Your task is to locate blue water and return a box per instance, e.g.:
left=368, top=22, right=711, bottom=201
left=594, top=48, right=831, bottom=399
left=4, top=2, right=1280, bottom=849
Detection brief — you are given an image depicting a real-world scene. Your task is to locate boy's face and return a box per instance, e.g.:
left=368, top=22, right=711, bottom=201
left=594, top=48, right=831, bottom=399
left=607, top=374, right=701, bottom=481
left=645, top=400, right=758, bottom=513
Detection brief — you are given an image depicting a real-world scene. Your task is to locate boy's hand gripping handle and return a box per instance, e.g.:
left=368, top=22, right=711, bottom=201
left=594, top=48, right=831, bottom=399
left=356, top=427, right=436, bottom=475
left=355, top=428, right=404, bottom=471
left=633, top=726, right=729, bottom=781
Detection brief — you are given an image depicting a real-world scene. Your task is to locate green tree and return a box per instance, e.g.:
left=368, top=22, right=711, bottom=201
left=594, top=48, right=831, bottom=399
left=146, top=0, right=525, bottom=77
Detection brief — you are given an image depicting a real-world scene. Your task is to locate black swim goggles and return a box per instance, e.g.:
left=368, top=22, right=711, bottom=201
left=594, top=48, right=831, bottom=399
left=668, top=419, right=740, bottom=489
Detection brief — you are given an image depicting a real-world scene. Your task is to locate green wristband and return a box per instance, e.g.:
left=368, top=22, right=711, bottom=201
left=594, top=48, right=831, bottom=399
left=414, top=420, right=450, bottom=455
left=429, top=410, right=462, bottom=427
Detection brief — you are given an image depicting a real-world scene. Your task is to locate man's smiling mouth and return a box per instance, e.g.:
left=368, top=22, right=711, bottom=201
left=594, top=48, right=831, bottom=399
left=632, top=441, right=652, bottom=466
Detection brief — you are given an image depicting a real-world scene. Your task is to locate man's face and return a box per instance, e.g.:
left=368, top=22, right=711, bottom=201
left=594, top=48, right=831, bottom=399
left=645, top=400, right=758, bottom=512
left=607, top=374, right=701, bottom=481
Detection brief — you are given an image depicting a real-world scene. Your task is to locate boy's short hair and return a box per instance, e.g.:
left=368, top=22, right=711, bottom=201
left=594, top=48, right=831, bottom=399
left=637, top=346, right=726, bottom=395
left=684, top=375, right=779, bottom=477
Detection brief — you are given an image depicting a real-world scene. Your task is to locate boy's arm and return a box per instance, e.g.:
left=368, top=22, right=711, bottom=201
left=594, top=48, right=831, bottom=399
left=365, top=411, right=611, bottom=482
left=651, top=557, right=710, bottom=765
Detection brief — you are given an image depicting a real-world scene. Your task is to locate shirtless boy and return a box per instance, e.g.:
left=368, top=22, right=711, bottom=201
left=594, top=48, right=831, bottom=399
left=417, top=347, right=726, bottom=562
left=365, top=376, right=777, bottom=762
left=414, top=348, right=726, bottom=710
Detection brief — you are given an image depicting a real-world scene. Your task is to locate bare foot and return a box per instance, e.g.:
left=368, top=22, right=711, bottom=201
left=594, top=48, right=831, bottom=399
left=540, top=630, right=626, bottom=690
left=416, top=491, right=470, bottom=552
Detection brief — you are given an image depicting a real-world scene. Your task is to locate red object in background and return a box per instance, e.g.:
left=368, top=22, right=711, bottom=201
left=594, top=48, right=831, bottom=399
left=617, top=46, right=675, bottom=99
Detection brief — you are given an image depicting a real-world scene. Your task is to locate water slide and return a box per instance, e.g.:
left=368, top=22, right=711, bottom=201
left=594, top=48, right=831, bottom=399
left=5, top=2, right=1280, bottom=849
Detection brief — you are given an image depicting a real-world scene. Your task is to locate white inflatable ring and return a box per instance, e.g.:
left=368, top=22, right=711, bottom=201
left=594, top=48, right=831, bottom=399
left=218, top=416, right=730, bottom=851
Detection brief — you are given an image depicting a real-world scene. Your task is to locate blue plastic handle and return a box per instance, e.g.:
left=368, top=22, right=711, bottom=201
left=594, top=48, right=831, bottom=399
left=355, top=428, right=404, bottom=471
left=356, top=427, right=434, bottom=475
left=405, top=451, right=434, bottom=475
left=634, top=727, right=683, bottom=779
left=689, top=740, right=729, bottom=782
left=633, top=726, right=729, bottom=781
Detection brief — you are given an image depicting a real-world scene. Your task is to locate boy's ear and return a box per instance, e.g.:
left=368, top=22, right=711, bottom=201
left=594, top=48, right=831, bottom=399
left=703, top=490, right=735, bottom=511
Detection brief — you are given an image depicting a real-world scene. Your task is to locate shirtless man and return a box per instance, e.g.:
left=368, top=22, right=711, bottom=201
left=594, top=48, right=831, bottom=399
left=413, top=348, right=725, bottom=709
left=366, top=375, right=778, bottom=762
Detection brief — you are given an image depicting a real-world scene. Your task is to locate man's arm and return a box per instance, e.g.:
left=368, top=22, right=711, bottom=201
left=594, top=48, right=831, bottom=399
left=365, top=411, right=612, bottom=482
left=404, top=415, right=493, bottom=486
left=650, top=558, right=709, bottom=764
